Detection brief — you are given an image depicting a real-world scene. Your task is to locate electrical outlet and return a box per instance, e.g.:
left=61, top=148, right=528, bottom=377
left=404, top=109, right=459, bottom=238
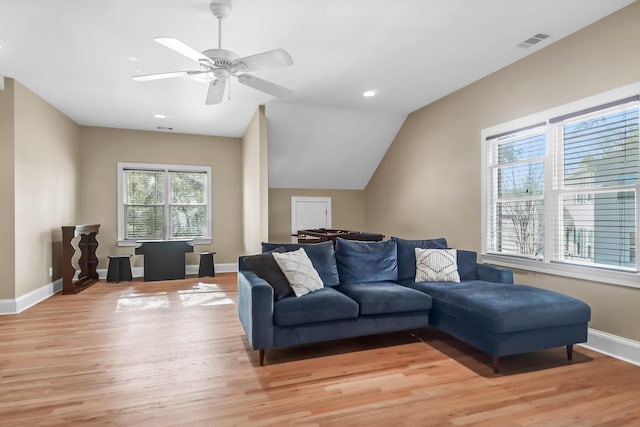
left=48, top=266, right=53, bottom=278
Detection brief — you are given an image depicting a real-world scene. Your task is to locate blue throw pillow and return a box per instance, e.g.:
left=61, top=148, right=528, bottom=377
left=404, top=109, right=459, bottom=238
left=456, top=249, right=478, bottom=281
left=261, top=241, right=340, bottom=287
left=392, top=237, right=448, bottom=281
left=335, top=238, right=398, bottom=283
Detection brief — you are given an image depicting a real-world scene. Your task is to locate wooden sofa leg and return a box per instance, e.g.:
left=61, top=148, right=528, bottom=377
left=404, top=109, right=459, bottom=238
left=492, top=356, right=500, bottom=373
left=566, top=344, right=574, bottom=361
left=259, top=349, right=265, bottom=366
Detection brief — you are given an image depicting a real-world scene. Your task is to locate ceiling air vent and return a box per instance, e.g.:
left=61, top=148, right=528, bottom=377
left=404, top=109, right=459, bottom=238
left=518, top=33, right=550, bottom=48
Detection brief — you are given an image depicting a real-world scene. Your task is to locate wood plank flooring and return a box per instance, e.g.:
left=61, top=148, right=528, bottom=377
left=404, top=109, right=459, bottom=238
left=1, top=273, right=639, bottom=426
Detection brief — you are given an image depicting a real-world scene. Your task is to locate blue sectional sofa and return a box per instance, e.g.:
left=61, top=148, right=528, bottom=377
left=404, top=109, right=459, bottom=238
left=237, top=237, right=591, bottom=372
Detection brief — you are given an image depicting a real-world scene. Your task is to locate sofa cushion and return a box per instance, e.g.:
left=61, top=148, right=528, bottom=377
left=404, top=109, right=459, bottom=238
left=272, top=248, right=324, bottom=297
left=392, top=237, right=448, bottom=281
left=401, top=280, right=591, bottom=333
left=243, top=247, right=292, bottom=300
left=335, top=238, right=398, bottom=283
left=262, top=241, right=340, bottom=287
left=415, top=248, right=460, bottom=283
left=273, top=287, right=360, bottom=327
left=336, top=281, right=432, bottom=315
left=456, top=250, right=478, bottom=281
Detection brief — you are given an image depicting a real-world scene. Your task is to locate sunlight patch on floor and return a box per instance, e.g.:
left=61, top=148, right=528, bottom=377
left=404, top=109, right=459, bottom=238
left=115, top=282, right=233, bottom=312
left=115, top=292, right=170, bottom=312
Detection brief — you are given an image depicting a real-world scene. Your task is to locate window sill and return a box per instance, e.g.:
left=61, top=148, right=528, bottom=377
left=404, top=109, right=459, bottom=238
left=117, top=238, right=212, bottom=247
left=481, top=253, right=640, bottom=289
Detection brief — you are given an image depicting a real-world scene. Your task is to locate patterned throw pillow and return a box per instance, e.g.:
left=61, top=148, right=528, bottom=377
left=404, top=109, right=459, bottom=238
left=272, top=248, right=324, bottom=297
left=415, top=248, right=460, bottom=283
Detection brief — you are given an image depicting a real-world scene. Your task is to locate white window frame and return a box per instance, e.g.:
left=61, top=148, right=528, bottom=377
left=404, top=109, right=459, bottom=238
left=117, top=162, right=212, bottom=246
left=481, top=82, right=640, bottom=289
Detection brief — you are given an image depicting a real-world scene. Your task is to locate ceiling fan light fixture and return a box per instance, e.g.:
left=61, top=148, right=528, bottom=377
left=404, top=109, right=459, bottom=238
left=213, top=68, right=229, bottom=79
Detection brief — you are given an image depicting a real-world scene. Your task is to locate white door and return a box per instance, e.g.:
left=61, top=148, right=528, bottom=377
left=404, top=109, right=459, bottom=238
left=291, top=197, right=332, bottom=235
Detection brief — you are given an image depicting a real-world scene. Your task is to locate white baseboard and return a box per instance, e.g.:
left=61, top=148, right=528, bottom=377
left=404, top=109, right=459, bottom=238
left=0, top=298, right=16, bottom=314
left=0, top=279, right=62, bottom=315
left=211, top=262, right=237, bottom=273
left=579, top=328, right=640, bottom=367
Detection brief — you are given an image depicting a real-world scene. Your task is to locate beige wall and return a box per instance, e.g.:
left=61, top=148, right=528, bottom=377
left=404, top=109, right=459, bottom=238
left=77, top=126, right=243, bottom=267
left=269, top=188, right=367, bottom=243
left=242, top=106, right=269, bottom=254
left=365, top=2, right=640, bottom=341
left=13, top=81, right=80, bottom=297
left=0, top=79, right=16, bottom=299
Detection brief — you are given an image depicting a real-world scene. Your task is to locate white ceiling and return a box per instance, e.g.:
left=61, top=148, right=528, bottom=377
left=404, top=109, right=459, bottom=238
left=0, top=0, right=635, bottom=189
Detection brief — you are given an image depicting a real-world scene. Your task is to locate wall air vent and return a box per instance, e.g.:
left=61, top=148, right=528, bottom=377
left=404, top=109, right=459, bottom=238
left=518, top=33, right=550, bottom=48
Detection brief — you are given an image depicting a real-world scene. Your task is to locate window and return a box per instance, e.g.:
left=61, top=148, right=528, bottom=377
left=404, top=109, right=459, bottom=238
left=485, top=125, right=546, bottom=258
left=482, top=86, right=639, bottom=287
left=117, top=163, right=211, bottom=244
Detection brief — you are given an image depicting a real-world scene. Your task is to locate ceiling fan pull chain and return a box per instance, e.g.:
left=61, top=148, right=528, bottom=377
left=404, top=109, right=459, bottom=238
left=228, top=78, right=231, bottom=100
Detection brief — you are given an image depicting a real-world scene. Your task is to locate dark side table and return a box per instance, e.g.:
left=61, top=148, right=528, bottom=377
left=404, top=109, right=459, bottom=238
left=198, top=252, right=216, bottom=277
left=106, top=254, right=133, bottom=283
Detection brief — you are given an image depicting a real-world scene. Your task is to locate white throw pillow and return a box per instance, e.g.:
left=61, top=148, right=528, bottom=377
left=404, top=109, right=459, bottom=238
left=415, top=248, right=460, bottom=283
left=272, top=248, right=324, bottom=297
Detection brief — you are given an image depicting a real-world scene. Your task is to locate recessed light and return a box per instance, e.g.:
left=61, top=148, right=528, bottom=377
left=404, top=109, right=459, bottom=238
left=154, top=114, right=166, bottom=119
left=363, top=90, right=376, bottom=97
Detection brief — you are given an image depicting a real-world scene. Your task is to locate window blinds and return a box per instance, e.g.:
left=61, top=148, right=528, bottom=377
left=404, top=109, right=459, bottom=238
left=123, top=169, right=208, bottom=240
left=486, top=127, right=546, bottom=258
left=169, top=171, right=207, bottom=238
left=124, top=169, right=165, bottom=240
left=555, top=99, right=638, bottom=270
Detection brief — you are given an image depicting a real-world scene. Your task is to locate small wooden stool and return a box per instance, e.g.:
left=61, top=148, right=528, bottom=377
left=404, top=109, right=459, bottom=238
left=198, top=252, right=216, bottom=277
left=107, top=255, right=133, bottom=283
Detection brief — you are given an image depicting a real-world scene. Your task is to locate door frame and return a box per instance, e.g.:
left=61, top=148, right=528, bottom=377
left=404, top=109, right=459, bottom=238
left=291, top=196, right=332, bottom=235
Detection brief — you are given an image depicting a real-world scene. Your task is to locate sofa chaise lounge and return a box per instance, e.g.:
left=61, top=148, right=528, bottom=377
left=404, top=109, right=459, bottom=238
left=237, top=237, right=591, bottom=372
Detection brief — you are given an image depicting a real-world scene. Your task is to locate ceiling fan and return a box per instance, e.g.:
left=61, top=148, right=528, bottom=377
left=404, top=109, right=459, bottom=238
left=132, top=0, right=293, bottom=105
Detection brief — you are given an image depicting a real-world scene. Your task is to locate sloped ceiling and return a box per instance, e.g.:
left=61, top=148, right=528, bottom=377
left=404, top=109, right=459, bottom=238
left=266, top=102, right=406, bottom=189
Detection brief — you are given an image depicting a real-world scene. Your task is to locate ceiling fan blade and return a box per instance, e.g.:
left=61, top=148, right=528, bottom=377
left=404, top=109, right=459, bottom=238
left=237, top=74, right=293, bottom=98
left=154, top=37, right=213, bottom=65
left=230, top=49, right=293, bottom=73
left=206, top=79, right=227, bottom=105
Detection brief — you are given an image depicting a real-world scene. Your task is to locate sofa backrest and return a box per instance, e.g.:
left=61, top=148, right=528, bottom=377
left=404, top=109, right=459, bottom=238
left=392, top=237, right=448, bottom=281
left=456, top=250, right=478, bottom=281
left=392, top=237, right=478, bottom=282
left=335, top=238, right=398, bottom=283
left=261, top=241, right=340, bottom=287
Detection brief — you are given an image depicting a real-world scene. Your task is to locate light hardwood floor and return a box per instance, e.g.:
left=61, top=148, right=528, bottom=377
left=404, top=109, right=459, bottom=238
left=1, top=273, right=639, bottom=426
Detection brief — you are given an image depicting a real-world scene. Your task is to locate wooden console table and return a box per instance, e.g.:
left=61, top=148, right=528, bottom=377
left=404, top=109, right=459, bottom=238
left=62, top=224, right=100, bottom=294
